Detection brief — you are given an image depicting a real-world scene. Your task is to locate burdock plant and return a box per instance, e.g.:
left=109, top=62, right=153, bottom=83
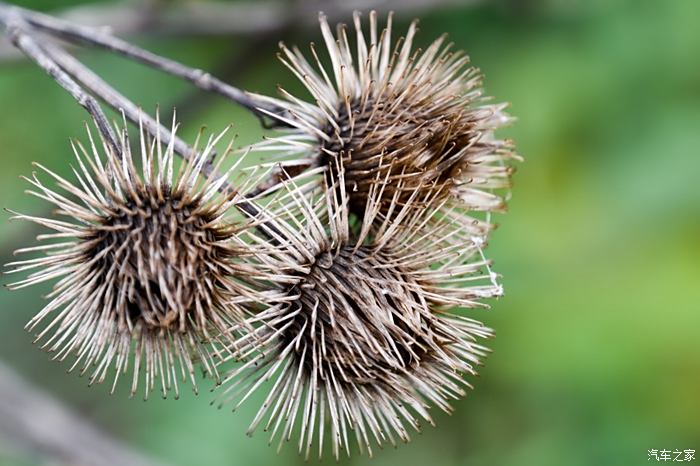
left=0, top=3, right=519, bottom=460
left=5, top=120, right=266, bottom=399
left=252, top=11, right=519, bottom=215
left=215, top=162, right=501, bottom=458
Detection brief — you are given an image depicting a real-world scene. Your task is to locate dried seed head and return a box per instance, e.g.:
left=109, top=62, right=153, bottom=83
left=252, top=10, right=519, bottom=215
left=5, top=118, right=259, bottom=399
left=217, top=165, right=499, bottom=458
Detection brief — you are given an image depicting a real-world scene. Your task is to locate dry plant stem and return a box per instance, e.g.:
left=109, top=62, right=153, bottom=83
left=0, top=2, right=279, bottom=195
left=0, top=1, right=283, bottom=121
left=0, top=7, right=275, bottom=225
left=0, top=361, right=171, bottom=466
left=0, top=0, right=479, bottom=61
left=0, top=16, right=120, bottom=156
left=44, top=41, right=202, bottom=165
left=2, top=22, right=233, bottom=195
left=46, top=41, right=272, bottom=226
left=43, top=41, right=281, bottom=227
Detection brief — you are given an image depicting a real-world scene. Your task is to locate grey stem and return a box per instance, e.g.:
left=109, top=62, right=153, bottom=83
left=44, top=40, right=278, bottom=236
left=0, top=3, right=290, bottom=238
left=0, top=1, right=283, bottom=121
left=44, top=42, right=202, bottom=169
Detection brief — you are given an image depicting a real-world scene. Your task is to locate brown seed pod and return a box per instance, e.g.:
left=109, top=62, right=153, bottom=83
left=215, top=162, right=500, bottom=458
left=4, top=117, right=268, bottom=399
left=251, top=10, right=520, bottom=216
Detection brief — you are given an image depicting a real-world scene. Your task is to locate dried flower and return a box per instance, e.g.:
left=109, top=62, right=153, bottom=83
left=216, top=162, right=500, bottom=458
left=252, top=10, right=518, bottom=215
left=4, top=118, right=262, bottom=399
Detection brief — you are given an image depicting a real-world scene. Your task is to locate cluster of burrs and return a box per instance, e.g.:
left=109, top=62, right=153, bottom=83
left=4, top=12, right=519, bottom=459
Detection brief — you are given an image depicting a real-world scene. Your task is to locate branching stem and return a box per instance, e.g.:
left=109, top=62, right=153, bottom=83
left=0, top=2, right=282, bottom=119
left=0, top=3, right=281, bottom=225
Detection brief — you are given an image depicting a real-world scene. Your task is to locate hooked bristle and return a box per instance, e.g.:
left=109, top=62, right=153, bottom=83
left=249, top=11, right=520, bottom=217
left=214, top=157, right=500, bottom=459
left=3, top=10, right=519, bottom=460
left=4, top=116, right=265, bottom=399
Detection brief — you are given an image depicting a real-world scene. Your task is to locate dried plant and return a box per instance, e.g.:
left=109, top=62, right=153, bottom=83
left=1, top=4, right=519, bottom=460
left=252, top=11, right=519, bottom=215
left=4, top=119, right=267, bottom=399
left=214, top=161, right=501, bottom=458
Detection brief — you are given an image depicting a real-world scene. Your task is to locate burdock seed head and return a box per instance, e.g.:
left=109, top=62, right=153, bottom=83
left=216, top=161, right=500, bottom=459
left=4, top=117, right=261, bottom=399
left=251, top=10, right=519, bottom=215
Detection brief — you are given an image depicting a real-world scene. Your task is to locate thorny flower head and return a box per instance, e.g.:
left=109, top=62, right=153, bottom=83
left=4, top=117, right=269, bottom=399
left=215, top=161, right=501, bottom=459
left=252, top=11, right=520, bottom=216
left=0, top=7, right=521, bottom=459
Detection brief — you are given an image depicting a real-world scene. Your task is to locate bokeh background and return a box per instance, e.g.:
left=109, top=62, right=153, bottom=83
left=0, top=0, right=698, bottom=465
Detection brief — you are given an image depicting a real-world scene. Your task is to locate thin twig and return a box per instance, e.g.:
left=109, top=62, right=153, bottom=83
left=45, top=41, right=278, bottom=235
left=0, top=8, right=278, bottom=238
left=44, top=42, right=200, bottom=165
left=0, top=0, right=478, bottom=61
left=0, top=2, right=283, bottom=190
left=0, top=12, right=227, bottom=192
left=0, top=361, right=171, bottom=466
left=0, top=2, right=283, bottom=121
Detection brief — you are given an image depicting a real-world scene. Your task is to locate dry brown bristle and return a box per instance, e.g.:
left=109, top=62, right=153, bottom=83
left=249, top=11, right=520, bottom=218
left=215, top=160, right=499, bottom=459
left=4, top=116, right=267, bottom=399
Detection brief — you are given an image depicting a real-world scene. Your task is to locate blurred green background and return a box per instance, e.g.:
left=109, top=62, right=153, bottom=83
left=0, top=0, right=698, bottom=465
